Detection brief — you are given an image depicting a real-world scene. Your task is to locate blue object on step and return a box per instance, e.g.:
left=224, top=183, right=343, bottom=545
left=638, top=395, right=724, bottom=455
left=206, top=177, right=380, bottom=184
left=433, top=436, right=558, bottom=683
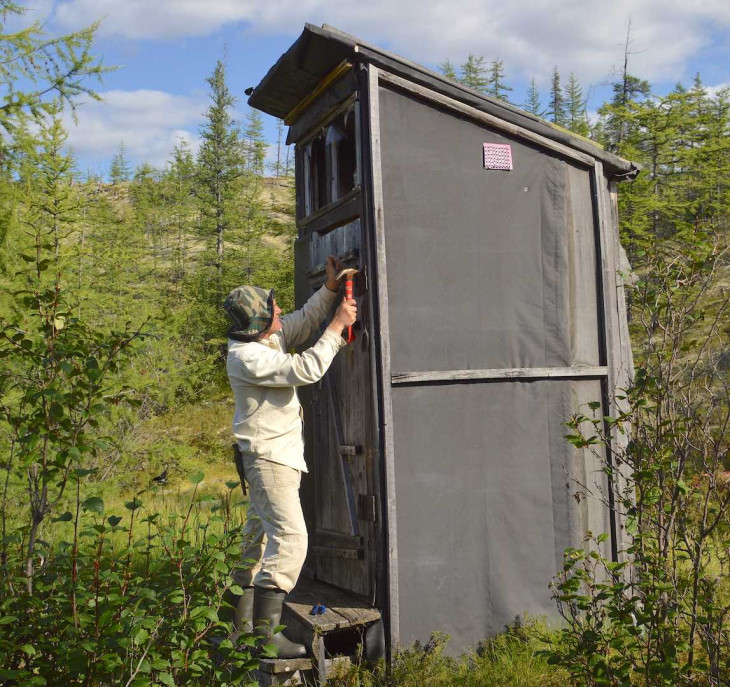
left=310, top=602, right=326, bottom=615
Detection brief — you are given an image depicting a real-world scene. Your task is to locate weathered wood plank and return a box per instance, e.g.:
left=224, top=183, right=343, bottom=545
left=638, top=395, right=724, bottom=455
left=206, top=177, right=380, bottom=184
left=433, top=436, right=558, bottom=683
left=297, top=186, right=361, bottom=232
left=258, top=655, right=352, bottom=686
left=289, top=82, right=358, bottom=146
left=593, top=161, right=634, bottom=564
left=314, top=528, right=364, bottom=549
left=285, top=60, right=353, bottom=126
left=370, top=65, right=401, bottom=646
left=285, top=577, right=381, bottom=632
left=391, top=366, right=608, bottom=385
left=311, top=545, right=364, bottom=560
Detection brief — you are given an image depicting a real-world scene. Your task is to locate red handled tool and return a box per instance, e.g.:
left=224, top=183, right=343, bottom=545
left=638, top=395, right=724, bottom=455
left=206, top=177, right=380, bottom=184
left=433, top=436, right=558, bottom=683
left=336, top=268, right=358, bottom=343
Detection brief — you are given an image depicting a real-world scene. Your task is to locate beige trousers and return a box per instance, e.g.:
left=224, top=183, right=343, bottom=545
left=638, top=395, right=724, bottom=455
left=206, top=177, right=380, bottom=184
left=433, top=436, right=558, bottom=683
left=232, top=456, right=308, bottom=593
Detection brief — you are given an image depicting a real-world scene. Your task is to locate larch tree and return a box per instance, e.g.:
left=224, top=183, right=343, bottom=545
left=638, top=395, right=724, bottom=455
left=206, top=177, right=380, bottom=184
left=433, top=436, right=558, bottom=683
left=487, top=59, right=512, bottom=102
left=272, top=118, right=285, bottom=177
left=164, top=139, right=196, bottom=282
left=196, top=59, right=244, bottom=269
left=596, top=20, right=651, bottom=152
left=439, top=59, right=458, bottom=81
left=0, top=2, right=106, bottom=147
left=243, top=107, right=266, bottom=175
left=563, top=73, right=589, bottom=136
left=548, top=67, right=566, bottom=126
left=460, top=54, right=488, bottom=92
left=35, top=102, right=80, bottom=260
left=109, top=141, right=131, bottom=184
left=240, top=108, right=268, bottom=242
left=524, top=78, right=545, bottom=117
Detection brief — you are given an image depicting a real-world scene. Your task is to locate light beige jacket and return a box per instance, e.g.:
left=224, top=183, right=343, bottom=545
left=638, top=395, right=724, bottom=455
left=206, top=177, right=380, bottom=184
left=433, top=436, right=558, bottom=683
left=226, top=285, right=345, bottom=472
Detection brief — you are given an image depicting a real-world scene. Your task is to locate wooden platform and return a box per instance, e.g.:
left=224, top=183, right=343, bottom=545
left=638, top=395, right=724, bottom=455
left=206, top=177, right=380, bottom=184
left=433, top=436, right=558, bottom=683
left=257, top=655, right=351, bottom=686
left=284, top=576, right=381, bottom=632
left=259, top=577, right=382, bottom=685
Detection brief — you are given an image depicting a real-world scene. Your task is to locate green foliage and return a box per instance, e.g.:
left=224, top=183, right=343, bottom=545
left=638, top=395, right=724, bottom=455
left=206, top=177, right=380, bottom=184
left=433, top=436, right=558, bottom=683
left=243, top=108, right=266, bottom=176
left=563, top=73, right=589, bottom=136
left=605, top=81, right=730, bottom=260
left=181, top=240, right=295, bottom=356
left=548, top=67, right=565, bottom=126
left=548, top=229, right=730, bottom=686
left=524, top=78, right=545, bottom=118
left=0, top=2, right=107, bottom=143
left=0, top=475, right=261, bottom=685
left=197, top=60, right=245, bottom=267
left=459, top=54, right=489, bottom=93
left=110, top=141, right=132, bottom=184
left=333, top=621, right=568, bottom=686
left=487, top=59, right=512, bottom=103
left=438, top=59, right=457, bottom=81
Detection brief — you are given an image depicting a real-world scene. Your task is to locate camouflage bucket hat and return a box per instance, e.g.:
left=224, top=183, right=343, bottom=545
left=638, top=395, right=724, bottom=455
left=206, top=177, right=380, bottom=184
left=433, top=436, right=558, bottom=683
left=223, top=285, right=275, bottom=338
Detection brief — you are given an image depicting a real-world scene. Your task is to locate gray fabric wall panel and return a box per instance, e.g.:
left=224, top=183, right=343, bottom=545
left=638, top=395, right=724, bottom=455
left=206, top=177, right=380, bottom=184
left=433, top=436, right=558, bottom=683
left=378, top=85, right=600, bottom=372
left=391, top=379, right=609, bottom=652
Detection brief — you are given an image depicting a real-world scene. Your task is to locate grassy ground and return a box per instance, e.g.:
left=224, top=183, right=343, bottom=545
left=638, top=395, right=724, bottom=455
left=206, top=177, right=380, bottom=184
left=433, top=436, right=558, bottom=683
left=329, top=621, right=569, bottom=686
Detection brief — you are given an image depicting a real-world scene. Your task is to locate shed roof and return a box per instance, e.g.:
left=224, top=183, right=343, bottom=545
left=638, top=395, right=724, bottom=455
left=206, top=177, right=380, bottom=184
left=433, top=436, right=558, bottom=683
left=248, top=24, right=637, bottom=179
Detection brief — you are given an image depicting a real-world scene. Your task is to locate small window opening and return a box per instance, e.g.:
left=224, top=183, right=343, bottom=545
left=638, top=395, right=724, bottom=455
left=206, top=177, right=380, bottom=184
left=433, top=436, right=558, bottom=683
left=338, top=109, right=357, bottom=197
left=310, top=133, right=327, bottom=211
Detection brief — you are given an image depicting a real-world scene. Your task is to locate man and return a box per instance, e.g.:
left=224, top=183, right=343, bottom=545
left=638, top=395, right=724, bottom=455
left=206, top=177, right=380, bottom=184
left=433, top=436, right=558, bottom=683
left=223, top=256, right=356, bottom=658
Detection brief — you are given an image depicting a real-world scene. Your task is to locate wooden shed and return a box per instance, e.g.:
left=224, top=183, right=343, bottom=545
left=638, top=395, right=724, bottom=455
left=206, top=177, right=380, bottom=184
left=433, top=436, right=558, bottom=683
left=248, top=23, right=636, bottom=663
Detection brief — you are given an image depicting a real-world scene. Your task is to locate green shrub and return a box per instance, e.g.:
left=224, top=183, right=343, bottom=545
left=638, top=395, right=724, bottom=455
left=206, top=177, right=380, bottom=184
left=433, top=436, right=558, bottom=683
left=0, top=474, right=261, bottom=686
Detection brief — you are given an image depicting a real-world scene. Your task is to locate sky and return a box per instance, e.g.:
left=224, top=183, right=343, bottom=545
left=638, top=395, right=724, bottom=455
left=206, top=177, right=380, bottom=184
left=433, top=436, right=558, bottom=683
left=10, top=0, right=730, bottom=177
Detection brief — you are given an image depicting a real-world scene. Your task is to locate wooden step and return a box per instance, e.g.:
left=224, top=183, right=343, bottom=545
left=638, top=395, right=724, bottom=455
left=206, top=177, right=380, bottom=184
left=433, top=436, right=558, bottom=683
left=284, top=576, right=381, bottom=632
left=257, top=655, right=351, bottom=686
left=276, top=577, right=382, bottom=684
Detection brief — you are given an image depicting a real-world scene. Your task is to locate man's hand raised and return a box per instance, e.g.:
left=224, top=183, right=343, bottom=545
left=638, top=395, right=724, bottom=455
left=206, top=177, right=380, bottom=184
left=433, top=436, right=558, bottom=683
left=327, top=298, right=357, bottom=339
left=325, top=255, right=344, bottom=292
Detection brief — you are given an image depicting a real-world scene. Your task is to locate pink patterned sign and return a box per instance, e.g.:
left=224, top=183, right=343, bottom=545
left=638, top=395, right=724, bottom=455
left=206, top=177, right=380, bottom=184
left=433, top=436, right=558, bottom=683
left=483, top=143, right=513, bottom=170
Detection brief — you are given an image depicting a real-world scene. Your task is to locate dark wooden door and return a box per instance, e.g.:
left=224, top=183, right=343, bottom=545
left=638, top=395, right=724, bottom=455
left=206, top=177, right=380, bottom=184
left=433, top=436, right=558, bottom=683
left=295, top=218, right=376, bottom=601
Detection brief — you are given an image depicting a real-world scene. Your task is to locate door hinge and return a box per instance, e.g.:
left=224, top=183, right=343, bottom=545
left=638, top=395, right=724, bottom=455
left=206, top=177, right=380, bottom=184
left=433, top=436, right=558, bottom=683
left=357, top=494, right=377, bottom=522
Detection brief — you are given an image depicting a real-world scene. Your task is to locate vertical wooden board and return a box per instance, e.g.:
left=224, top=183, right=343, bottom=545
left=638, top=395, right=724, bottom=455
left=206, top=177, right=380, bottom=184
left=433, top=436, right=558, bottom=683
left=295, top=236, right=318, bottom=537
left=593, top=163, right=632, bottom=561
left=369, top=67, right=400, bottom=647
left=565, top=164, right=601, bottom=366
left=300, top=220, right=374, bottom=599
left=315, top=342, right=372, bottom=598
left=608, top=181, right=634, bottom=561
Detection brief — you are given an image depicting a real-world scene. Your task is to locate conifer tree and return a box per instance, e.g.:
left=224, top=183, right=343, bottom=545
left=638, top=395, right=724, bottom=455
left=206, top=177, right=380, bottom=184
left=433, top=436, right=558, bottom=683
left=37, top=103, right=80, bottom=259
left=109, top=141, right=131, bottom=184
left=439, top=59, right=457, bottom=81
left=596, top=21, right=651, bottom=152
left=0, top=3, right=106, bottom=147
left=460, top=54, right=488, bottom=92
left=243, top=107, right=266, bottom=175
left=563, top=73, right=589, bottom=136
left=524, top=78, right=545, bottom=117
left=272, top=118, right=285, bottom=177
left=164, top=140, right=195, bottom=281
left=548, top=67, right=566, bottom=126
left=487, top=59, right=512, bottom=102
left=131, top=162, right=165, bottom=273
left=196, top=59, right=244, bottom=268
left=284, top=143, right=293, bottom=177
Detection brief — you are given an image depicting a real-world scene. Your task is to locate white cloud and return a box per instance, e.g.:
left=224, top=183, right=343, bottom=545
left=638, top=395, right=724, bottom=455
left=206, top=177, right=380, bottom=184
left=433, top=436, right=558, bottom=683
left=63, top=89, right=204, bottom=171
left=50, top=0, right=730, bottom=85
left=707, top=82, right=729, bottom=98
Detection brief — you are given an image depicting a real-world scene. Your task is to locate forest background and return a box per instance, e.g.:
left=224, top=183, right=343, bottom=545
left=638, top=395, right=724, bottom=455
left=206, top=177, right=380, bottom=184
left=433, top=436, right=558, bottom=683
left=0, top=1, right=728, bottom=685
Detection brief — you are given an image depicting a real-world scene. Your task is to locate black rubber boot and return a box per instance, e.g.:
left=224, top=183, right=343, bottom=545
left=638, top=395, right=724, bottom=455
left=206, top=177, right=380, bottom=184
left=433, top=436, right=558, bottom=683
left=252, top=586, right=307, bottom=659
left=234, top=586, right=255, bottom=634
